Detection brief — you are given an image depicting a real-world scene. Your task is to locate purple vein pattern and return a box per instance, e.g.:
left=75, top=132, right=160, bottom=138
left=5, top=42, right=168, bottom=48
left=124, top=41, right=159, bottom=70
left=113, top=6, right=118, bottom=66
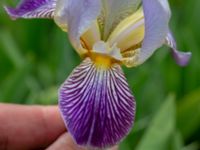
left=59, top=58, right=136, bottom=149
left=5, top=0, right=56, bottom=19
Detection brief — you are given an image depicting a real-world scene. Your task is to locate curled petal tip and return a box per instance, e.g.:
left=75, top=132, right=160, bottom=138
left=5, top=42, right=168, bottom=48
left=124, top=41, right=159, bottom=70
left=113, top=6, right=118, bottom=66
left=4, top=0, right=56, bottom=19
left=59, top=58, right=136, bottom=149
left=166, top=31, right=192, bottom=67
left=172, top=49, right=192, bottom=67
left=4, top=6, right=18, bottom=20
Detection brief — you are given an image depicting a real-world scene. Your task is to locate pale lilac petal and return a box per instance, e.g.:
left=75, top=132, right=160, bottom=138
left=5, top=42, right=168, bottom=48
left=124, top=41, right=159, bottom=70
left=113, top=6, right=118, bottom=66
left=165, top=31, right=192, bottom=66
left=165, top=31, right=177, bottom=49
left=136, top=0, right=171, bottom=65
left=59, top=58, right=135, bottom=149
left=54, top=0, right=101, bottom=54
left=5, top=0, right=56, bottom=19
left=100, top=0, right=141, bottom=40
left=171, top=49, right=192, bottom=67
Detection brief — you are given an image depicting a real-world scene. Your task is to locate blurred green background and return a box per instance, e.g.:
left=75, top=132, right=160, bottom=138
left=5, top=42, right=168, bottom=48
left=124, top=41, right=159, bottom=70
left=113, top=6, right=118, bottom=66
left=0, top=0, right=200, bottom=149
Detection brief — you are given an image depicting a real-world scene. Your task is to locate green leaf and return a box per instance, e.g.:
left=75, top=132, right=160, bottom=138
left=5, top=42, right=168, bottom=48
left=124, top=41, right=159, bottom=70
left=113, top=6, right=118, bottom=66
left=168, top=131, right=184, bottom=150
left=136, top=95, right=176, bottom=150
left=182, top=142, right=199, bottom=150
left=0, top=65, right=31, bottom=101
left=27, top=86, right=58, bottom=105
left=177, top=88, right=200, bottom=140
left=0, top=29, right=25, bottom=69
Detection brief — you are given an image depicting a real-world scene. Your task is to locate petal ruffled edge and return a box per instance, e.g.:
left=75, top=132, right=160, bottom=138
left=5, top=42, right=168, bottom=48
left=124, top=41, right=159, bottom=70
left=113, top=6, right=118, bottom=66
left=4, top=0, right=56, bottom=19
left=59, top=58, right=136, bottom=149
left=135, top=0, right=171, bottom=66
left=165, top=31, right=192, bottom=66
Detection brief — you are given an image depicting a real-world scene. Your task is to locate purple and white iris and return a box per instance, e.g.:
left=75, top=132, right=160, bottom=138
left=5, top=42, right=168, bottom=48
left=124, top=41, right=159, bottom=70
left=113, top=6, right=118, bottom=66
left=5, top=0, right=191, bottom=149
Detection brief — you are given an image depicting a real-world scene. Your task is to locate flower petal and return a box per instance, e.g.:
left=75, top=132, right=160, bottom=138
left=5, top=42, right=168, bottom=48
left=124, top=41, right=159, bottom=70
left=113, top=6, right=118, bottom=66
left=100, top=0, right=141, bottom=40
left=54, top=0, right=101, bottom=55
left=171, top=50, right=192, bottom=67
left=135, top=0, right=171, bottom=66
left=5, top=0, right=56, bottom=19
left=107, top=8, right=144, bottom=51
left=165, top=31, right=192, bottom=66
left=59, top=58, right=135, bottom=149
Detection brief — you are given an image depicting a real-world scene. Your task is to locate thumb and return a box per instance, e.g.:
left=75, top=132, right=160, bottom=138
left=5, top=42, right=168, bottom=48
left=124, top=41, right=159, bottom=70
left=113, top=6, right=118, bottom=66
left=46, top=133, right=118, bottom=150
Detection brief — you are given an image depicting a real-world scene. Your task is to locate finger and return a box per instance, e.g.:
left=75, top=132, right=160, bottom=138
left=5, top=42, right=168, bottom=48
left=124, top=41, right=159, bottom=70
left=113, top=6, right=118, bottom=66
left=47, top=132, right=118, bottom=150
left=46, top=133, right=84, bottom=150
left=0, top=104, right=66, bottom=150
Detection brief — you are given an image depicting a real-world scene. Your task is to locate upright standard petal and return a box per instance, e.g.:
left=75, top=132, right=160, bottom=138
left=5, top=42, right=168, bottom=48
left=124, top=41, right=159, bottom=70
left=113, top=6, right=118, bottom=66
left=165, top=31, right=191, bottom=66
left=54, top=0, right=101, bottom=55
left=100, top=0, right=141, bottom=40
left=135, top=0, right=171, bottom=66
left=107, top=8, right=144, bottom=51
left=5, top=0, right=56, bottom=19
left=59, top=58, right=135, bottom=149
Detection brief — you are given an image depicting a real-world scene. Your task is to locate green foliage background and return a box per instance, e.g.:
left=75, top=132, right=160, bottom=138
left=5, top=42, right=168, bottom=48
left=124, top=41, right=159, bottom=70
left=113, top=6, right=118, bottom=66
left=0, top=0, right=200, bottom=149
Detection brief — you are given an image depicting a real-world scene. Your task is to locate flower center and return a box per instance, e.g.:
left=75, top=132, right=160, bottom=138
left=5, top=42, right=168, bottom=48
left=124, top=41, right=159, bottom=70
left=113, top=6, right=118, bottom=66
left=88, top=52, right=120, bottom=69
left=82, top=41, right=122, bottom=69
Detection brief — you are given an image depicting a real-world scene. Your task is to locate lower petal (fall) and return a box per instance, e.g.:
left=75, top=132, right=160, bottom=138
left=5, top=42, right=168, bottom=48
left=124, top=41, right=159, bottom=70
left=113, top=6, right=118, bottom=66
left=59, top=58, right=136, bottom=149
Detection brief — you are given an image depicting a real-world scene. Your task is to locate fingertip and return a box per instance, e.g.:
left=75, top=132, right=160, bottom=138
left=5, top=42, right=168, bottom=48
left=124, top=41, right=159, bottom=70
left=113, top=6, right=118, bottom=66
left=47, top=132, right=118, bottom=150
left=47, top=133, right=85, bottom=150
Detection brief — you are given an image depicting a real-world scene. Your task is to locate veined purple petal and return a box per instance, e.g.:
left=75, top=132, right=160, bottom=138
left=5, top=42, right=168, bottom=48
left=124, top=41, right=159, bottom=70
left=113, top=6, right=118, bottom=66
left=136, top=0, right=171, bottom=65
left=5, top=0, right=56, bottom=19
left=165, top=31, right=191, bottom=66
left=59, top=58, right=136, bottom=149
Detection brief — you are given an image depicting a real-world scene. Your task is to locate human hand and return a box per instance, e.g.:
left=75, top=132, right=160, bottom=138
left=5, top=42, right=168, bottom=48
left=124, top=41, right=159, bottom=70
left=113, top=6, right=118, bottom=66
left=0, top=104, right=118, bottom=150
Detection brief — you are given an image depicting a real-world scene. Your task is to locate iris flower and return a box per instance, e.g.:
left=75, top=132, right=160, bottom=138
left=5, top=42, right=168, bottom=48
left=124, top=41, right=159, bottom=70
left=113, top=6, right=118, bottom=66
left=5, top=0, right=191, bottom=149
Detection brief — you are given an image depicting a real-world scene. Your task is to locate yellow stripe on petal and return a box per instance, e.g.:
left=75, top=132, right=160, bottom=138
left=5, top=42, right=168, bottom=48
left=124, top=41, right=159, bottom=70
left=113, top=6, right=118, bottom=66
left=108, top=8, right=145, bottom=51
left=81, top=21, right=101, bottom=50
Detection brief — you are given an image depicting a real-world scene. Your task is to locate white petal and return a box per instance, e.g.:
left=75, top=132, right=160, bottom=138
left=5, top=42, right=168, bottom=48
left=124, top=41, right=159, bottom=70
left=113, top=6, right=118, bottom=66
left=54, top=0, right=101, bottom=55
left=135, top=0, right=171, bottom=66
left=93, top=41, right=122, bottom=60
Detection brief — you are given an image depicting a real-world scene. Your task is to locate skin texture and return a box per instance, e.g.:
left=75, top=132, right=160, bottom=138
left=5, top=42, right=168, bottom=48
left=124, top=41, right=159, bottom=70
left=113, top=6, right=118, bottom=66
left=0, top=104, right=118, bottom=150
